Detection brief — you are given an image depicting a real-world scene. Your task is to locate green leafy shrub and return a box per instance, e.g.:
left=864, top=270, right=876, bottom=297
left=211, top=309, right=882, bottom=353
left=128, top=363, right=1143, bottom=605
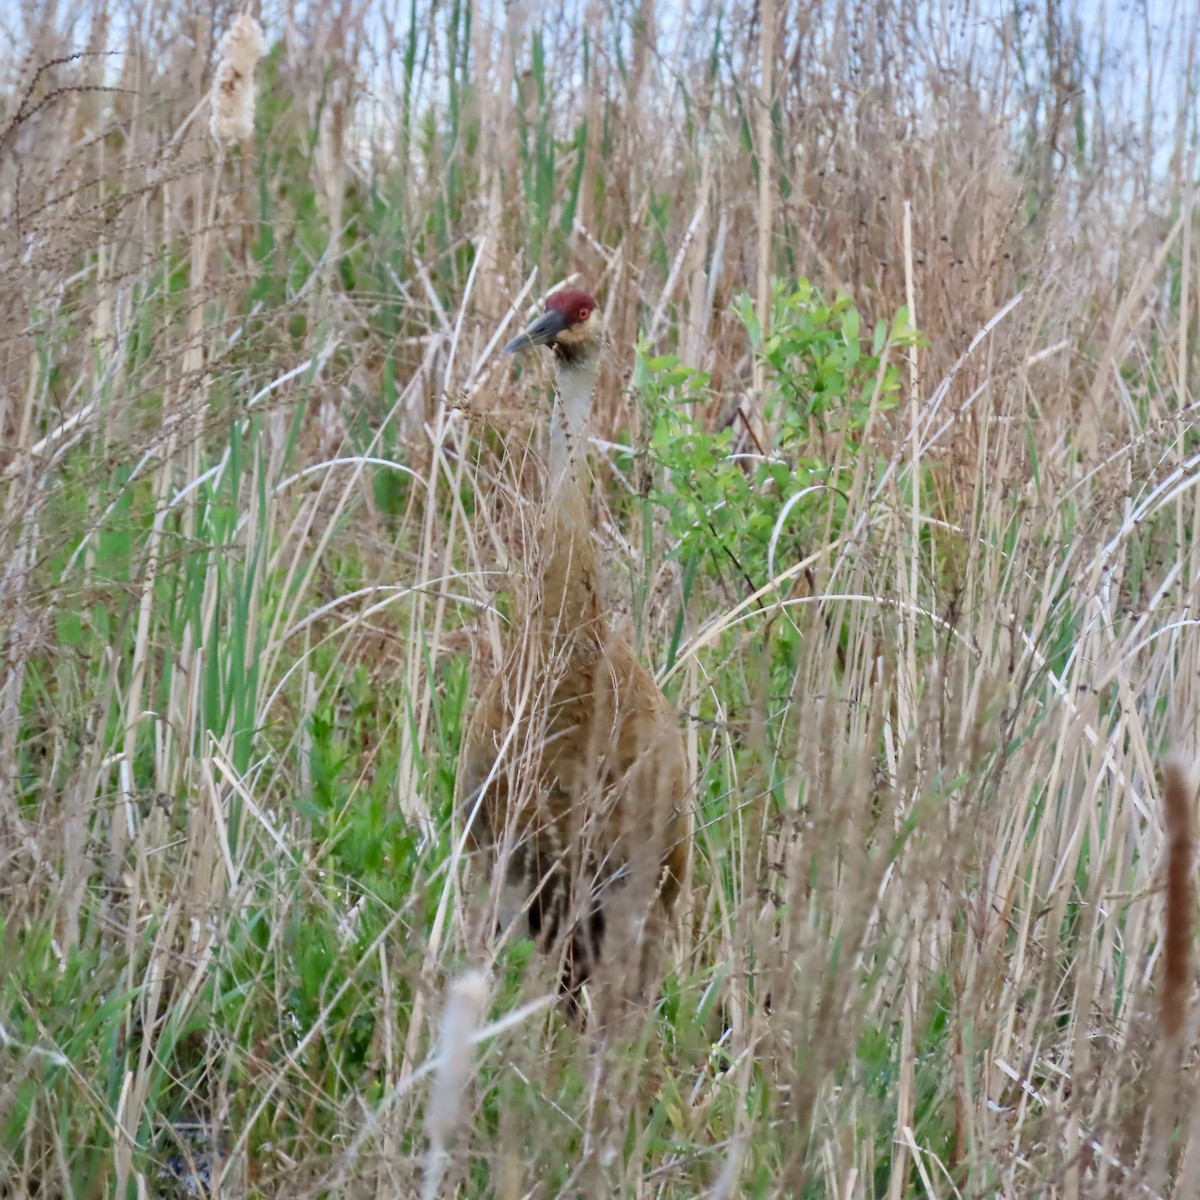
left=641, top=279, right=925, bottom=596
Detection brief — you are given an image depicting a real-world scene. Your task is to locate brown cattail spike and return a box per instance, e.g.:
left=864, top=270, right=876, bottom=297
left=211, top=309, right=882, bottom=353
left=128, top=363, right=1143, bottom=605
left=1162, top=758, right=1195, bottom=1043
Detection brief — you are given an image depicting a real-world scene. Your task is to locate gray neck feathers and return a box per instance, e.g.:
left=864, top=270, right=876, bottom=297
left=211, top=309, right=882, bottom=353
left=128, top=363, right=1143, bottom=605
left=549, top=357, right=598, bottom=493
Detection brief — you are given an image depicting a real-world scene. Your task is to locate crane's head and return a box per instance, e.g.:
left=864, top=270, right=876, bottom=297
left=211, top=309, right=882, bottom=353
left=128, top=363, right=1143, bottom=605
left=502, top=289, right=602, bottom=367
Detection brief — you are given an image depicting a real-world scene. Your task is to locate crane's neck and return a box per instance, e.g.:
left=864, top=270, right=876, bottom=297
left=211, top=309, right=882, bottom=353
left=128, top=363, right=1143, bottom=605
left=539, top=356, right=603, bottom=647
left=548, top=357, right=597, bottom=492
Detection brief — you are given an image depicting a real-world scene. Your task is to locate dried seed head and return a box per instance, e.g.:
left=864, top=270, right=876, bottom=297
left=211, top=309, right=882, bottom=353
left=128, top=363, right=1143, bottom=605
left=422, top=970, right=488, bottom=1200
left=209, top=14, right=266, bottom=145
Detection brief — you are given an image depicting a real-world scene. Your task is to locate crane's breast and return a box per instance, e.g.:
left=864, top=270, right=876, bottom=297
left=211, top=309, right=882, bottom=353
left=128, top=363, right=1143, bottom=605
left=459, top=639, right=690, bottom=907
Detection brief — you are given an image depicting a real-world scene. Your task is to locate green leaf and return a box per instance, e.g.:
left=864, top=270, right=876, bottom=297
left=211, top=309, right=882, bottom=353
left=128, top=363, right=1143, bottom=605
left=842, top=307, right=860, bottom=345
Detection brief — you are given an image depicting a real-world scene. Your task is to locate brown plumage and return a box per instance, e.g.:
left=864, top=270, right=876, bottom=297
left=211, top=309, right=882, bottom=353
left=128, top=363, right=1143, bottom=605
left=459, top=289, right=690, bottom=1024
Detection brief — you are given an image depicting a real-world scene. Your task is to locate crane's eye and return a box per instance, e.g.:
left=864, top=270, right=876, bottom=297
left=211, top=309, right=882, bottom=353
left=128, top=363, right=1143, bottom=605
left=577, top=307, right=591, bottom=323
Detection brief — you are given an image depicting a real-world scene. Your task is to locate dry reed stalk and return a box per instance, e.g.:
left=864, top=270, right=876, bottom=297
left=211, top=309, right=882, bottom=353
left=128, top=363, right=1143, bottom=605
left=750, top=0, right=775, bottom=445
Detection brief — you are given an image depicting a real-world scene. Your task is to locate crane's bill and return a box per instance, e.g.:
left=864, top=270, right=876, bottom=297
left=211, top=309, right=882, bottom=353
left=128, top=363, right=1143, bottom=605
left=503, top=309, right=569, bottom=354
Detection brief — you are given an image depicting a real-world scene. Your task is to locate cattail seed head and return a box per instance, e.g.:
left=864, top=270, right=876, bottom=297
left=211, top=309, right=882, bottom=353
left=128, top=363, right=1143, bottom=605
left=1162, top=757, right=1195, bottom=1043
left=209, top=14, right=266, bottom=146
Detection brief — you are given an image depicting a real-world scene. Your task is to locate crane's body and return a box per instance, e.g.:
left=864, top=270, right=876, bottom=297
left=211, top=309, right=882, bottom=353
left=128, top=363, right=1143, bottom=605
left=459, top=290, right=689, bottom=1022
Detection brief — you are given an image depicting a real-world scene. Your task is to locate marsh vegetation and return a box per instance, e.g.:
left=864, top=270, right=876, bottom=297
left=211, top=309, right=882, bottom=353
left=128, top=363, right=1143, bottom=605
left=2, top=0, right=1200, bottom=1195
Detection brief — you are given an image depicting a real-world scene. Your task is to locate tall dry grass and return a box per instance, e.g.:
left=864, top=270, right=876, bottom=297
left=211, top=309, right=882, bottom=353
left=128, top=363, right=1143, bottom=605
left=1, top=0, right=1199, bottom=1196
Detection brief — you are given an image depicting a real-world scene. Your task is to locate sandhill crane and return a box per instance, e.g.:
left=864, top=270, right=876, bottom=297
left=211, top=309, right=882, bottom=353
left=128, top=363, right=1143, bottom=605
left=460, top=288, right=690, bottom=1025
